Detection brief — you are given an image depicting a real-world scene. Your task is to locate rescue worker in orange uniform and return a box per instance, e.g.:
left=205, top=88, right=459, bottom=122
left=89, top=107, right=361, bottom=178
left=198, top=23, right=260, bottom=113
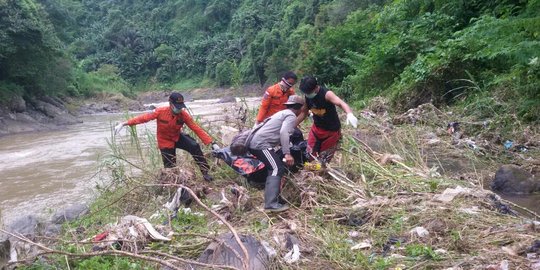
left=114, top=92, right=218, bottom=182
left=255, top=71, right=297, bottom=124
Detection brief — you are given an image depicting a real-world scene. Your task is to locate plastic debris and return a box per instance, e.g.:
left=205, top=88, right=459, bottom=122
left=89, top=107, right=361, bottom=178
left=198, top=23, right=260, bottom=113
left=410, top=227, right=429, bottom=238
left=303, top=161, right=321, bottom=171
left=261, top=241, right=277, bottom=258
left=465, top=139, right=478, bottom=150
left=447, top=122, right=460, bottom=134
left=348, top=231, right=360, bottom=239
left=284, top=244, right=300, bottom=263
left=459, top=206, right=480, bottom=215
left=504, top=140, right=514, bottom=150
left=351, top=240, right=372, bottom=250
left=433, top=186, right=471, bottom=203
left=485, top=260, right=509, bottom=270
left=92, top=215, right=171, bottom=252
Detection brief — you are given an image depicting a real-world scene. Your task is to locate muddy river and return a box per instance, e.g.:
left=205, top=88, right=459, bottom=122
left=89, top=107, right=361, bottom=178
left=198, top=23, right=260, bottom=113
left=0, top=98, right=260, bottom=224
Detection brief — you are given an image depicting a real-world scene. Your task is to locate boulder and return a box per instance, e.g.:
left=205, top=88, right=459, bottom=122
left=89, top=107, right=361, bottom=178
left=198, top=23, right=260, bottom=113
left=5, top=215, right=40, bottom=237
left=491, top=165, right=540, bottom=194
left=217, top=96, right=237, bottom=103
left=50, top=203, right=89, bottom=224
left=9, top=95, right=26, bottom=113
left=0, top=239, right=10, bottom=270
left=197, top=233, right=271, bottom=270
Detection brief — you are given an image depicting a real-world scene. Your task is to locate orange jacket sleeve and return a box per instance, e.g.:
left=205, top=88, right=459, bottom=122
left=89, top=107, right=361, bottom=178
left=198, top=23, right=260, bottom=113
left=126, top=111, right=158, bottom=126
left=181, top=110, right=213, bottom=145
left=256, top=90, right=272, bottom=122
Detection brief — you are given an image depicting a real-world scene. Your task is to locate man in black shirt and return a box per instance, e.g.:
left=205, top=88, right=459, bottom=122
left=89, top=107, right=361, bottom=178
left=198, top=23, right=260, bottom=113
left=295, top=76, right=358, bottom=162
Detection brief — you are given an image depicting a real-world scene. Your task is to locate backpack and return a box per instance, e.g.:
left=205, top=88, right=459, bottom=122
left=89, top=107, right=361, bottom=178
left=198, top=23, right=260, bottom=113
left=230, top=118, right=271, bottom=156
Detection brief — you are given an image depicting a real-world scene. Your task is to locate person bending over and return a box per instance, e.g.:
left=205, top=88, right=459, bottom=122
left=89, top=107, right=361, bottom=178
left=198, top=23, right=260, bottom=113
left=249, top=95, right=305, bottom=212
left=115, top=92, right=217, bottom=182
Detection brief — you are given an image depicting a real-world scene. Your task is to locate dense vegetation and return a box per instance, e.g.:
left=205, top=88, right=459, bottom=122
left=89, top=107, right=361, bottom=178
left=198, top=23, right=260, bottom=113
left=0, top=0, right=538, bottom=120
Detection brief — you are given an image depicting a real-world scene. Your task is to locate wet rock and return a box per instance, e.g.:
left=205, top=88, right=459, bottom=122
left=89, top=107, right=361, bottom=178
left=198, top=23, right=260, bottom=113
left=217, top=96, right=237, bottom=103
left=6, top=215, right=40, bottom=237
left=0, top=239, right=9, bottom=270
left=491, top=165, right=540, bottom=194
left=197, top=233, right=270, bottom=270
left=50, top=203, right=89, bottom=224
left=43, top=224, right=62, bottom=237
left=9, top=95, right=26, bottom=113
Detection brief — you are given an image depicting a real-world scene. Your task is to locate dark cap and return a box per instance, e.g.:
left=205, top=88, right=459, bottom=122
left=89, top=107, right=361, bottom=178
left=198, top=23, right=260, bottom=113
left=169, top=92, right=186, bottom=109
left=299, top=76, right=318, bottom=93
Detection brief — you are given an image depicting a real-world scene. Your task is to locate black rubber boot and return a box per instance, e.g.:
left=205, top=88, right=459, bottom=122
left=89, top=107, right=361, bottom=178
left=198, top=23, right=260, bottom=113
left=264, top=176, right=289, bottom=212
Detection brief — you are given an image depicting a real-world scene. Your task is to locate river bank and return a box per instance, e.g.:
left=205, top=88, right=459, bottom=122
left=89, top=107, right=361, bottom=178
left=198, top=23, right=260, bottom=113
left=1, top=93, right=538, bottom=269
left=0, top=85, right=264, bottom=137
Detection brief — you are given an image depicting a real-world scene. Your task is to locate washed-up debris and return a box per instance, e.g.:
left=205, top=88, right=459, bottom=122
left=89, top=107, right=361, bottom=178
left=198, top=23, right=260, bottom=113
left=338, top=209, right=371, bottom=227
left=434, top=249, right=447, bottom=255
left=261, top=241, right=277, bottom=258
left=198, top=233, right=270, bottom=270
left=92, top=215, right=170, bottom=252
left=211, top=185, right=251, bottom=220
left=377, top=153, right=404, bottom=166
left=348, top=231, right=360, bottom=239
left=351, top=240, right=372, bottom=250
left=410, top=227, right=429, bottom=238
left=485, top=260, right=509, bottom=270
left=487, top=194, right=517, bottom=215
left=433, top=186, right=472, bottom=203
left=284, top=244, right=300, bottom=263
left=360, top=110, right=376, bottom=119
left=526, top=240, right=540, bottom=255
left=392, top=103, right=444, bottom=126
left=504, top=140, right=514, bottom=150
left=382, top=236, right=404, bottom=256
left=459, top=206, right=480, bottom=215
left=164, top=187, right=192, bottom=211
left=447, top=122, right=460, bottom=134
left=157, top=167, right=196, bottom=186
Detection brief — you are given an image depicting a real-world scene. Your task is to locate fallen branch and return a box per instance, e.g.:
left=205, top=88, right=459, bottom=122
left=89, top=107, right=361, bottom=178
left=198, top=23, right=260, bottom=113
left=161, top=184, right=250, bottom=270
left=1, top=228, right=182, bottom=270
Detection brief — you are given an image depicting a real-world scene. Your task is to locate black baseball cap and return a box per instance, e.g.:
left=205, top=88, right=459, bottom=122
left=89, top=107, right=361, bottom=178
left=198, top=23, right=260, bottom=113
left=169, top=92, right=187, bottom=109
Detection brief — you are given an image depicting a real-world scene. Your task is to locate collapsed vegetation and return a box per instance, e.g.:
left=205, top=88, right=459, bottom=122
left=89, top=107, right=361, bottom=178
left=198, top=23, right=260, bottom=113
left=4, top=100, right=539, bottom=270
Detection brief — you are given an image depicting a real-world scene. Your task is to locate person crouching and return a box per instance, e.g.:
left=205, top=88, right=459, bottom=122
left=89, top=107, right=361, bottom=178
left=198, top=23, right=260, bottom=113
left=248, top=95, right=305, bottom=212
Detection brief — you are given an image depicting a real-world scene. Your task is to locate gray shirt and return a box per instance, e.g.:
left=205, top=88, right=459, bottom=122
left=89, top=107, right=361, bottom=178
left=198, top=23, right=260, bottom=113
left=249, top=109, right=296, bottom=154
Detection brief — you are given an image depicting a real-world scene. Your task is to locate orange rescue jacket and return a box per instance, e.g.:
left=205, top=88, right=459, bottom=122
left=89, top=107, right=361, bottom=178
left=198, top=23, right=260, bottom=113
left=126, top=106, right=212, bottom=149
left=255, top=83, right=295, bottom=123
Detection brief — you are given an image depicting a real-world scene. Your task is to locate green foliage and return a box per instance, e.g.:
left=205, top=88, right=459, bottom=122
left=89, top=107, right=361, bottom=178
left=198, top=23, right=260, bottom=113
left=1, top=0, right=538, bottom=123
left=70, top=256, right=150, bottom=270
left=75, top=64, right=130, bottom=97
left=405, top=244, right=441, bottom=260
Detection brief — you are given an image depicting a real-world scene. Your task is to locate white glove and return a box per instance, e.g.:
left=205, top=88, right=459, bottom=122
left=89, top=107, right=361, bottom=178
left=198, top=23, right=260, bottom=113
left=114, top=122, right=125, bottom=135
left=211, top=142, right=220, bottom=150
left=346, top=113, right=358, bottom=128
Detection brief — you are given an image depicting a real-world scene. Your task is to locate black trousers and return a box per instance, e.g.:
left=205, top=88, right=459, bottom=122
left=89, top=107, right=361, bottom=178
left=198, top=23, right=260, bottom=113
left=160, top=133, right=209, bottom=174
left=249, top=148, right=286, bottom=178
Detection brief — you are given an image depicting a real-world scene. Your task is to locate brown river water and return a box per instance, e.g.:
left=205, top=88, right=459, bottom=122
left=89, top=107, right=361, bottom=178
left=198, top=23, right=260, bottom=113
left=0, top=98, right=260, bottom=224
